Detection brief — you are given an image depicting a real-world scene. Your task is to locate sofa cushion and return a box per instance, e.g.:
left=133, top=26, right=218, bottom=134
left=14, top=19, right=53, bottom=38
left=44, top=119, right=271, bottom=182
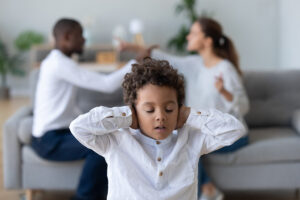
left=22, top=146, right=84, bottom=190
left=292, top=110, right=300, bottom=135
left=77, top=87, right=124, bottom=113
left=18, top=116, right=33, bottom=144
left=244, top=70, right=300, bottom=127
left=204, top=127, right=300, bottom=165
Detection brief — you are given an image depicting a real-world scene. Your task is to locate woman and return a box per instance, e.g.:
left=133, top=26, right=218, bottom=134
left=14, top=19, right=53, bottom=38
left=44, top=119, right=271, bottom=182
left=120, top=17, right=249, bottom=200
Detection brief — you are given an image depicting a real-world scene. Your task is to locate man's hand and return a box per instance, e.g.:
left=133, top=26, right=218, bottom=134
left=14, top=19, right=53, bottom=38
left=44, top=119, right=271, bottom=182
left=130, top=107, right=139, bottom=129
left=176, top=105, right=191, bottom=129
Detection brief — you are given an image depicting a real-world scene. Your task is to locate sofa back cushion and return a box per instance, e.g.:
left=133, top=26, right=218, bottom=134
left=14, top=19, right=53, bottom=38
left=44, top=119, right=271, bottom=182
left=244, top=70, right=300, bottom=127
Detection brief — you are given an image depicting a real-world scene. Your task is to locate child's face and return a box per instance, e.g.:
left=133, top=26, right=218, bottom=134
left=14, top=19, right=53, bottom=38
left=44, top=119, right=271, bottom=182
left=135, top=84, right=179, bottom=140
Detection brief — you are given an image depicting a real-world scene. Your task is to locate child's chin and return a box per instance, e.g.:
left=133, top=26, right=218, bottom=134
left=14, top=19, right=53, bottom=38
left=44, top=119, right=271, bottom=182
left=153, top=132, right=172, bottom=140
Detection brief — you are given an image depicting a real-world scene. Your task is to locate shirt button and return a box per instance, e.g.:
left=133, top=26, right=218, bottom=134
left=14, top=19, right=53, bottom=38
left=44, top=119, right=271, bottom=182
left=157, top=157, right=161, bottom=162
left=121, top=112, right=126, bottom=116
left=159, top=171, right=163, bottom=176
left=197, top=111, right=201, bottom=115
left=156, top=141, right=160, bottom=145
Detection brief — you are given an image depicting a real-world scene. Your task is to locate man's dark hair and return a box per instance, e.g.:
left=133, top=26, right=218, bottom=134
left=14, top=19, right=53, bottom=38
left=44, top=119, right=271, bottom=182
left=53, top=18, right=81, bottom=39
left=122, top=57, right=185, bottom=107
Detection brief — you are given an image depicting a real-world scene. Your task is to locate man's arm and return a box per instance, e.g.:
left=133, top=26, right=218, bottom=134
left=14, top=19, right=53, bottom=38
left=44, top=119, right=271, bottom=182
left=56, top=59, right=136, bottom=93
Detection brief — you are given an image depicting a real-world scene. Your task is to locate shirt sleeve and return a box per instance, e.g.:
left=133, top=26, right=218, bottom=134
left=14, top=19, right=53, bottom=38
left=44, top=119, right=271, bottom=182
left=221, top=64, right=250, bottom=117
left=185, top=108, right=246, bottom=156
left=69, top=106, right=132, bottom=156
left=55, top=59, right=136, bottom=93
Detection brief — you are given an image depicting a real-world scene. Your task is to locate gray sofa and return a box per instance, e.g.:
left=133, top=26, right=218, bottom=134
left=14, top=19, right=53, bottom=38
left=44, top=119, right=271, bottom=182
left=3, top=69, right=300, bottom=197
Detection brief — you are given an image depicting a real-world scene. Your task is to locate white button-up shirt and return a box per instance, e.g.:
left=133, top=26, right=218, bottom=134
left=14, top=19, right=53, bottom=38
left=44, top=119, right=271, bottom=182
left=70, top=106, right=245, bottom=200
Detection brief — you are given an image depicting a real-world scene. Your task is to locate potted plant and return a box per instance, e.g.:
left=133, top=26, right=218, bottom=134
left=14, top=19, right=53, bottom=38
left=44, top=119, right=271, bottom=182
left=167, top=0, right=212, bottom=53
left=0, top=40, right=22, bottom=99
left=0, top=31, right=44, bottom=99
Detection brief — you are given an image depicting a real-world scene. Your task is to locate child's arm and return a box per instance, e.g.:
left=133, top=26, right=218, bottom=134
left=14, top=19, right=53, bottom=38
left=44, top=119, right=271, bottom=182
left=69, top=106, right=132, bottom=155
left=184, top=108, right=246, bottom=156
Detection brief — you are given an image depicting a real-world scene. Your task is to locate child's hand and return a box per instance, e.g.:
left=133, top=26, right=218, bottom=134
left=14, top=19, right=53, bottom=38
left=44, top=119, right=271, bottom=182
left=176, top=105, right=191, bottom=129
left=130, top=107, right=139, bottom=129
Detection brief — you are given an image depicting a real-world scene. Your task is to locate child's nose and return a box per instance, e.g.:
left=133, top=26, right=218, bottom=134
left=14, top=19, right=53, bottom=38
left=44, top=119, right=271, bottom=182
left=155, top=111, right=166, bottom=122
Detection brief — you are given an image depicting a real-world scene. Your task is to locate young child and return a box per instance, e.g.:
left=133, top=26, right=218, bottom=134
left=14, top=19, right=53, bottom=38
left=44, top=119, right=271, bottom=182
left=70, top=58, right=246, bottom=200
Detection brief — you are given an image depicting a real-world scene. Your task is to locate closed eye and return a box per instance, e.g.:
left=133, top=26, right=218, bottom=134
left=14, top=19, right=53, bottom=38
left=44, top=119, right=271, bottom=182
left=166, top=109, right=173, bottom=113
left=146, top=110, right=154, bottom=113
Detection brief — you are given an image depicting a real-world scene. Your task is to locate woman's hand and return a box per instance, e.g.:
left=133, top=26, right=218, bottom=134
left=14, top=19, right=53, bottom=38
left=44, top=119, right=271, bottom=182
left=130, top=106, right=139, bottom=129
left=215, top=74, right=225, bottom=92
left=176, top=105, right=191, bottom=129
left=215, top=74, right=233, bottom=102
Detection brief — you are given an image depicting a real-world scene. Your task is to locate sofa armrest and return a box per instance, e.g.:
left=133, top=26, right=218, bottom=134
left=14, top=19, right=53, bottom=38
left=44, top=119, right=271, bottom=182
left=2, top=105, right=33, bottom=189
left=292, top=110, right=300, bottom=135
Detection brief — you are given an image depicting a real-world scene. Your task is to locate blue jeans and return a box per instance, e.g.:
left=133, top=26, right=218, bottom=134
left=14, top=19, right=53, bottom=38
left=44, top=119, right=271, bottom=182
left=31, top=129, right=108, bottom=200
left=198, top=136, right=249, bottom=196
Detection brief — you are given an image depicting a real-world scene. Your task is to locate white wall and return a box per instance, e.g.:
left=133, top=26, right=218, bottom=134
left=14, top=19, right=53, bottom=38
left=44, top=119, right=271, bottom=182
left=0, top=0, right=280, bottom=95
left=278, top=0, right=300, bottom=69
left=199, top=0, right=279, bottom=70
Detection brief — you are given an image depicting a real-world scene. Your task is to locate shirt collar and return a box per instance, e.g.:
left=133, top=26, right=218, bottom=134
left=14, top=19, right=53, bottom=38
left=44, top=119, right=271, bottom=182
left=131, top=129, right=177, bottom=148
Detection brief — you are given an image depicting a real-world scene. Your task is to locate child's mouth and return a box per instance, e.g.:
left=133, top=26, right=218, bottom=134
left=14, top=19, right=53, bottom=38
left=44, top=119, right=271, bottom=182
left=154, top=126, right=166, bottom=132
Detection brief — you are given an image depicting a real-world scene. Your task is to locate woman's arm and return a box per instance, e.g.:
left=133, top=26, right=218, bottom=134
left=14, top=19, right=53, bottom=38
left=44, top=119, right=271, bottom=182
left=119, top=40, right=195, bottom=75
left=219, top=64, right=250, bottom=116
left=69, top=106, right=133, bottom=155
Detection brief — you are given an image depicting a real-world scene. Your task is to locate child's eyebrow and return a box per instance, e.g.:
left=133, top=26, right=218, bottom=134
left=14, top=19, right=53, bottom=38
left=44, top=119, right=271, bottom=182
left=142, top=101, right=177, bottom=106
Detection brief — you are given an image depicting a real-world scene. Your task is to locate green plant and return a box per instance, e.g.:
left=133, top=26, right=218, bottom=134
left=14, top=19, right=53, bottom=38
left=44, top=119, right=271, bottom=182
left=167, top=0, right=212, bottom=53
left=167, top=0, right=198, bottom=53
left=0, top=31, right=44, bottom=88
left=0, top=40, right=23, bottom=88
left=15, top=31, right=44, bottom=51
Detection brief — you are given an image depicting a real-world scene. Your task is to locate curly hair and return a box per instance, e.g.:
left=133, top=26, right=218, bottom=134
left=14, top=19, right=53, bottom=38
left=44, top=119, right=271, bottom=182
left=122, top=57, right=185, bottom=107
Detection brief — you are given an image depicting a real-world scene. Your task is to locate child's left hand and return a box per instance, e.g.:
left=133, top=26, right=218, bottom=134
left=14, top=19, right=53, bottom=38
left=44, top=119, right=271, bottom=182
left=176, top=105, right=191, bottom=129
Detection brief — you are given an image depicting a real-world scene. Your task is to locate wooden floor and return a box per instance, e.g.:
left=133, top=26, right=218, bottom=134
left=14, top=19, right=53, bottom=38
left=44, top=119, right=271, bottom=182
left=0, top=97, right=299, bottom=200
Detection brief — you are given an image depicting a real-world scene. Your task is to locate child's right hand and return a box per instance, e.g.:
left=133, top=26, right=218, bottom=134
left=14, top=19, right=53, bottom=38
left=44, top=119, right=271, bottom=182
left=130, top=106, right=139, bottom=129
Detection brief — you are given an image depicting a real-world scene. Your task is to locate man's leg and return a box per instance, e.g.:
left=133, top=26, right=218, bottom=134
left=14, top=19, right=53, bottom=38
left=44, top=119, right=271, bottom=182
left=31, top=129, right=108, bottom=200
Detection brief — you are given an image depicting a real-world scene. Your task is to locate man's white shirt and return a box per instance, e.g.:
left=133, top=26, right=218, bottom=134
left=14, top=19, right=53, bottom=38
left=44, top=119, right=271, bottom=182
left=33, top=49, right=135, bottom=137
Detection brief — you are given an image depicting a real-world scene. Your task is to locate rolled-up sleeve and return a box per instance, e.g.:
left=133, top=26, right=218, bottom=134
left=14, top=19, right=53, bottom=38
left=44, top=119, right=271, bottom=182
left=185, top=108, right=246, bottom=156
left=70, top=106, right=132, bottom=155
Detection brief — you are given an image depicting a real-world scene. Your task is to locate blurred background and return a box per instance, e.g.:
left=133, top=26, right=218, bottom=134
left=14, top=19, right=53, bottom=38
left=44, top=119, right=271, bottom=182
left=1, top=0, right=300, bottom=200
left=0, top=0, right=299, bottom=96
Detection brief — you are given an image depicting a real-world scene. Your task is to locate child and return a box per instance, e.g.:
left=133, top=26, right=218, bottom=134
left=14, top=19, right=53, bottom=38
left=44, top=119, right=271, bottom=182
left=120, top=17, right=249, bottom=200
left=70, top=58, right=246, bottom=200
